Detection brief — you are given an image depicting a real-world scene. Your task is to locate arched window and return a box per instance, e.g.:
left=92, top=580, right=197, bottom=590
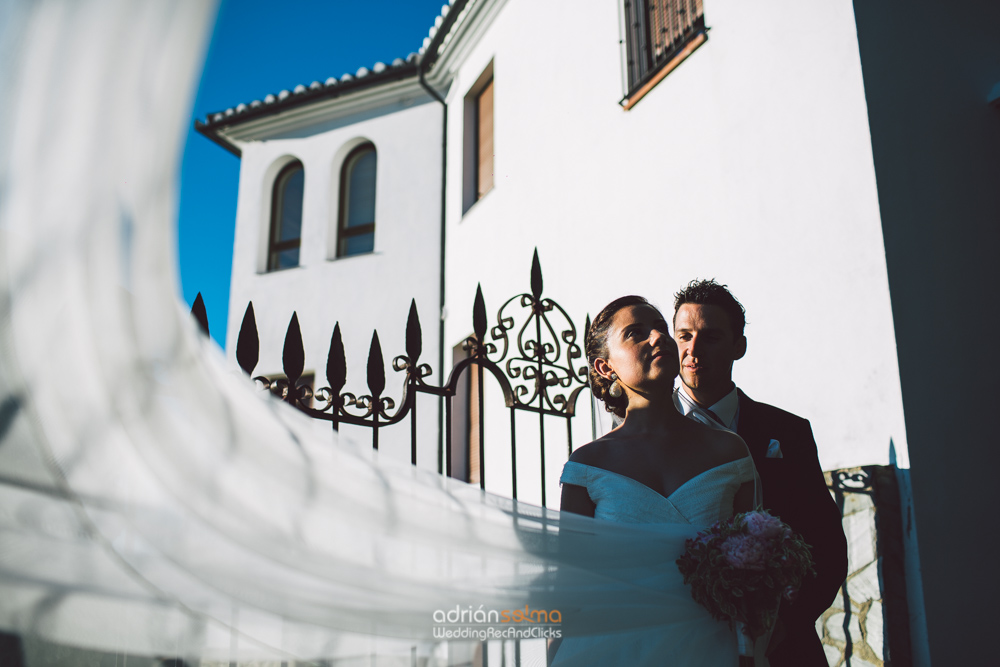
left=267, top=161, right=304, bottom=271
left=337, top=144, right=376, bottom=257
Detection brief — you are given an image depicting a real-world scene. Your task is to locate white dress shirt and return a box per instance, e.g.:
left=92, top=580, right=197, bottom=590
left=673, top=384, right=740, bottom=431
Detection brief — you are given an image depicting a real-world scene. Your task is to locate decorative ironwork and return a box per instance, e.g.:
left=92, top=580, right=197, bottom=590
left=833, top=469, right=873, bottom=495
left=216, top=249, right=594, bottom=505
left=482, top=251, right=590, bottom=417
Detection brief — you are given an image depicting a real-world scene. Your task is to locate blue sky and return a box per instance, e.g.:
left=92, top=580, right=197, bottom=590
left=178, top=0, right=447, bottom=347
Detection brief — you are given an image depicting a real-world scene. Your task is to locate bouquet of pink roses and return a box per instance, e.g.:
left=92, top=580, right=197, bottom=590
left=675, top=510, right=815, bottom=649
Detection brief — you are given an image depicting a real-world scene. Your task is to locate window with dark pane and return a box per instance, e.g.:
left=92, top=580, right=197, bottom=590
left=621, top=0, right=706, bottom=108
left=337, top=144, right=377, bottom=258
left=462, top=61, right=495, bottom=213
left=267, top=161, right=304, bottom=271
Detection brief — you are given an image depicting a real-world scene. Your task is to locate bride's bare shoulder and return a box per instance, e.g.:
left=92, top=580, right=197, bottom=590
left=567, top=432, right=624, bottom=465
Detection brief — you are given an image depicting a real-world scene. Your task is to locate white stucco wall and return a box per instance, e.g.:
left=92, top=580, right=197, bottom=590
left=225, top=97, right=443, bottom=466
left=438, top=0, right=908, bottom=483
left=220, top=0, right=910, bottom=495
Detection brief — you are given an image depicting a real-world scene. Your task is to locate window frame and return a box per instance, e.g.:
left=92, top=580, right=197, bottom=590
left=462, top=61, right=495, bottom=214
left=474, top=77, right=494, bottom=201
left=336, top=143, right=377, bottom=258
left=620, top=0, right=707, bottom=110
left=266, top=160, right=305, bottom=272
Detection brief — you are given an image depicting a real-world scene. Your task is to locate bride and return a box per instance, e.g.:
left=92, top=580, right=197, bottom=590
left=551, top=296, right=758, bottom=665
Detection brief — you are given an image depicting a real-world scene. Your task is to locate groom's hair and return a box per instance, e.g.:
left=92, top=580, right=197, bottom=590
left=673, top=279, right=746, bottom=339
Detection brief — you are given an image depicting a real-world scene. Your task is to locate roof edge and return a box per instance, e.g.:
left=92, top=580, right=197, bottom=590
left=194, top=119, right=241, bottom=157
left=418, top=0, right=472, bottom=73
left=194, top=0, right=478, bottom=152
left=200, top=60, right=419, bottom=133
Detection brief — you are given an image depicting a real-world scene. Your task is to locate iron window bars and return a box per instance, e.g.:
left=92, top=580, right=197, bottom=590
left=621, top=0, right=706, bottom=108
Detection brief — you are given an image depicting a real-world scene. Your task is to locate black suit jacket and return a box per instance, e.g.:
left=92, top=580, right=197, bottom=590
left=736, top=390, right=847, bottom=667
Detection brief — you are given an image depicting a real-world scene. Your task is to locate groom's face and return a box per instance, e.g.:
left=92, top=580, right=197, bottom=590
left=673, top=304, right=746, bottom=399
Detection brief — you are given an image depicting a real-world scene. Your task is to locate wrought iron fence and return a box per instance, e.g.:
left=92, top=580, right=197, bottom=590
left=195, top=250, right=595, bottom=508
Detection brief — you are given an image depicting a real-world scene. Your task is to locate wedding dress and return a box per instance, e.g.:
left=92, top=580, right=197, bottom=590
left=0, top=2, right=758, bottom=665
left=549, top=459, right=755, bottom=666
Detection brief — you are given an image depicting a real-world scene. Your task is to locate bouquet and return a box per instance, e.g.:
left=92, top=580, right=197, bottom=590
left=676, top=511, right=815, bottom=652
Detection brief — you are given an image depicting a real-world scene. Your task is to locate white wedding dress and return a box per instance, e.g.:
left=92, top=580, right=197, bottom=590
left=550, top=458, right=756, bottom=666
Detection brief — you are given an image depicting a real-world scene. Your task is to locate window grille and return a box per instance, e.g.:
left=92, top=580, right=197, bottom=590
left=622, top=0, right=706, bottom=108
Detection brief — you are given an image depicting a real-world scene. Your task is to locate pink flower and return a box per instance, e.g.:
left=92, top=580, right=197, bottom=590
left=743, top=512, right=784, bottom=540
left=719, top=534, right=769, bottom=571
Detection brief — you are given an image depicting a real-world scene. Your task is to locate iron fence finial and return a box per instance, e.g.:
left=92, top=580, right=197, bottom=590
left=283, top=312, right=305, bottom=385
left=367, top=331, right=385, bottom=397
left=473, top=284, right=487, bottom=344
left=327, top=322, right=347, bottom=394
left=406, top=299, right=422, bottom=365
left=191, top=292, right=209, bottom=336
left=236, top=302, right=259, bottom=376
left=530, top=249, right=543, bottom=301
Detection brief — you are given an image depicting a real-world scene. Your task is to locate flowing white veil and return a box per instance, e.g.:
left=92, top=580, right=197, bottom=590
left=0, top=1, right=735, bottom=664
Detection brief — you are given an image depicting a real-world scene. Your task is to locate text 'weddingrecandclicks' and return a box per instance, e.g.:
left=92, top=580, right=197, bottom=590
left=432, top=605, right=563, bottom=640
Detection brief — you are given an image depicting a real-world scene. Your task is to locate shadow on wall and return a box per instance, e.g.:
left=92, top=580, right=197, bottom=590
left=852, top=0, right=1000, bottom=663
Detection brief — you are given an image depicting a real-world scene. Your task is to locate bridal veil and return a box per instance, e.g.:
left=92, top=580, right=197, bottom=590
left=0, top=1, right=735, bottom=664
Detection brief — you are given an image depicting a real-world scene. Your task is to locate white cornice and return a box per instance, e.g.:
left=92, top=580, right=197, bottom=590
left=425, top=0, right=509, bottom=89
left=218, top=77, right=434, bottom=145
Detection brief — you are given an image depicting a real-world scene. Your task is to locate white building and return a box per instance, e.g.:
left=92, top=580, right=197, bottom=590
left=197, top=1, right=1000, bottom=664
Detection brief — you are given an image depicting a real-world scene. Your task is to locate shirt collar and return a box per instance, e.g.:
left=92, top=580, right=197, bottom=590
left=675, top=384, right=740, bottom=430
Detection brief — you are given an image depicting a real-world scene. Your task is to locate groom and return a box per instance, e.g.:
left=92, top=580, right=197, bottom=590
left=671, top=279, right=847, bottom=666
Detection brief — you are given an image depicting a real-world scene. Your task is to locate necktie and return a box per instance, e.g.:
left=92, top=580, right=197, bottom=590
left=673, top=389, right=731, bottom=431
left=702, top=408, right=728, bottom=428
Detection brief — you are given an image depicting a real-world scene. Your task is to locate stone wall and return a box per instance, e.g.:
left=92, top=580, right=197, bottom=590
left=818, top=466, right=911, bottom=667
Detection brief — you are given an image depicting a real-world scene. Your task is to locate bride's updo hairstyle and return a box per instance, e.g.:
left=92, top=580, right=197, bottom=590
left=586, top=295, right=657, bottom=418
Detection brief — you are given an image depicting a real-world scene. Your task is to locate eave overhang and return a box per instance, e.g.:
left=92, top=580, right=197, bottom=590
left=194, top=0, right=485, bottom=158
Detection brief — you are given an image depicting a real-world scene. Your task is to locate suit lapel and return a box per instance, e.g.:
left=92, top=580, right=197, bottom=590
left=736, top=390, right=769, bottom=462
